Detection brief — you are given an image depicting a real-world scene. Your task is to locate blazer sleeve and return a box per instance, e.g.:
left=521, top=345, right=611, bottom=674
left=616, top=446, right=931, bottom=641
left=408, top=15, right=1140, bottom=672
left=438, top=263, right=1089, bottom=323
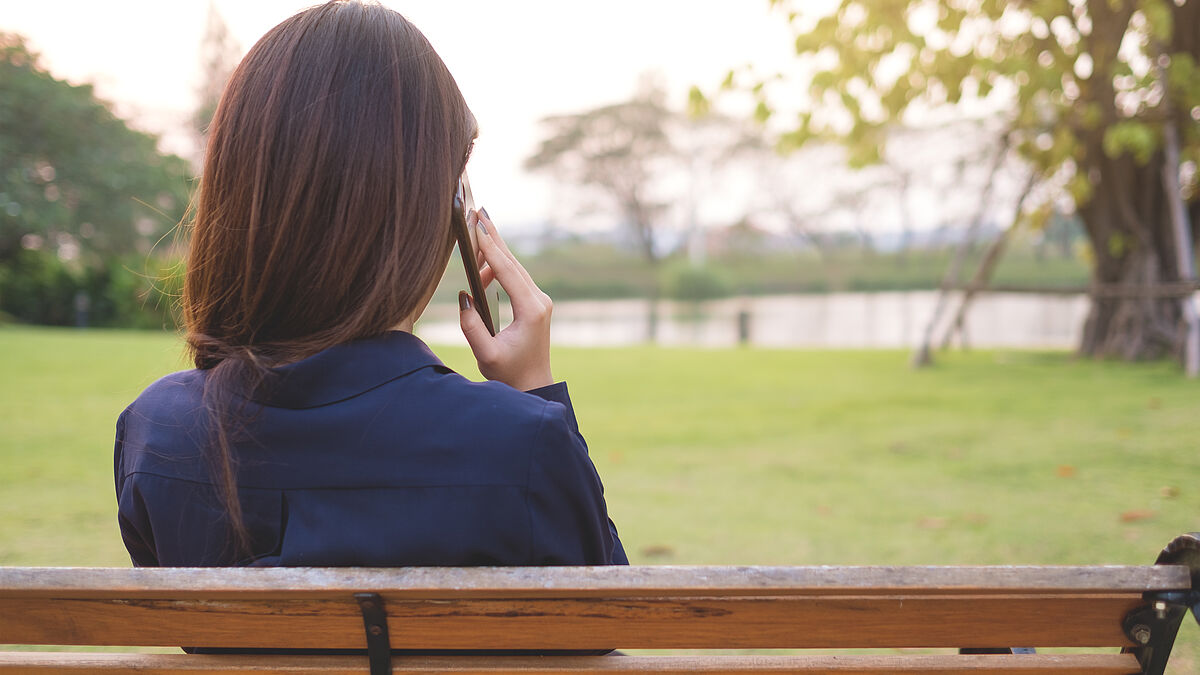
left=113, top=409, right=159, bottom=567
left=524, top=385, right=627, bottom=565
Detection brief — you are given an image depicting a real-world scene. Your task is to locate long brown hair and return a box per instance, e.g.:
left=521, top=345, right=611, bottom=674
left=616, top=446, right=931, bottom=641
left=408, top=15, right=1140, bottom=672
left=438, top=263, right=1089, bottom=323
left=182, top=1, right=476, bottom=557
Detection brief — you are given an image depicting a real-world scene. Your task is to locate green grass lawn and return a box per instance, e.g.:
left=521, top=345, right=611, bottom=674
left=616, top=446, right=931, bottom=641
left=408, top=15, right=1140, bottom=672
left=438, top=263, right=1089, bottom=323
left=1, top=325, right=1197, bottom=667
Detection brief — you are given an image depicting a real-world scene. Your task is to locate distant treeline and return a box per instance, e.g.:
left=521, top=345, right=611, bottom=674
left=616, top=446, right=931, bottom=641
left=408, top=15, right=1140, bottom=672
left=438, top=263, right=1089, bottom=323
left=0, top=249, right=180, bottom=329
left=0, top=238, right=1093, bottom=330
left=435, top=240, right=1092, bottom=304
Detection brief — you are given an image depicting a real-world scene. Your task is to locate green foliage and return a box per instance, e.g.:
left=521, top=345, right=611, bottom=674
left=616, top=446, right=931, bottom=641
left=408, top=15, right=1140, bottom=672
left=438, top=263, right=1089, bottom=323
left=1104, top=120, right=1158, bottom=164
left=743, top=0, right=1200, bottom=214
left=432, top=237, right=1090, bottom=303
left=0, top=33, right=192, bottom=265
left=88, top=257, right=184, bottom=330
left=1108, top=231, right=1130, bottom=259
left=661, top=262, right=733, bottom=301
left=0, top=248, right=182, bottom=328
left=0, top=249, right=77, bottom=325
left=686, top=85, right=711, bottom=118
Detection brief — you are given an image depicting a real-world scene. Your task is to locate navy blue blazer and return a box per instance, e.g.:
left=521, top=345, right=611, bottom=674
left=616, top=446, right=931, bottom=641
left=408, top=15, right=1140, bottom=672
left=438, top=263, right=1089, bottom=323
left=114, top=330, right=627, bottom=568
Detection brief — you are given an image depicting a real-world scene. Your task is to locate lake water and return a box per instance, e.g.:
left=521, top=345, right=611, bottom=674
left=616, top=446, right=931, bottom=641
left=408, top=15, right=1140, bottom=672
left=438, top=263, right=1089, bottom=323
left=415, top=291, right=1102, bottom=349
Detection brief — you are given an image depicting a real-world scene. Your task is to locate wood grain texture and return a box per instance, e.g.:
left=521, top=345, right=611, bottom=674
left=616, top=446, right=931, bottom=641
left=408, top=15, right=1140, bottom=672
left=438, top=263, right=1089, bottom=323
left=0, top=566, right=1188, bottom=599
left=0, top=566, right=1172, bottom=671
left=0, top=594, right=1144, bottom=649
left=0, top=651, right=1143, bottom=674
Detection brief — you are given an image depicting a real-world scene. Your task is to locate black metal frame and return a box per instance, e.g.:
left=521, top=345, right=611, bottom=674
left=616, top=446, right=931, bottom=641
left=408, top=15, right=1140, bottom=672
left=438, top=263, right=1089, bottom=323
left=1123, top=533, right=1200, bottom=675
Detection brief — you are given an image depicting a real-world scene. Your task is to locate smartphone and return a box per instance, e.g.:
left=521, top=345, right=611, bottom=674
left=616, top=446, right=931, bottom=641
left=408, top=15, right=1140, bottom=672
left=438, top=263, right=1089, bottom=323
left=451, top=173, right=496, bottom=336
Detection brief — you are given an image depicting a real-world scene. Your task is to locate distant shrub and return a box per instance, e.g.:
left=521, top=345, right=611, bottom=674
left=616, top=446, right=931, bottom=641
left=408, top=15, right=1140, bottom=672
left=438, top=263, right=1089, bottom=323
left=0, top=250, right=79, bottom=325
left=0, top=251, right=183, bottom=329
left=662, top=263, right=732, bottom=302
left=91, top=257, right=184, bottom=329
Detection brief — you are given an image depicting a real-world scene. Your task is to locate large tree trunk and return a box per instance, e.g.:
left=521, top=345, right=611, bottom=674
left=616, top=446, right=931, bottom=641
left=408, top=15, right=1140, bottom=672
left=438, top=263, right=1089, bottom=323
left=1074, top=0, right=1199, bottom=362
left=1076, top=150, right=1197, bottom=360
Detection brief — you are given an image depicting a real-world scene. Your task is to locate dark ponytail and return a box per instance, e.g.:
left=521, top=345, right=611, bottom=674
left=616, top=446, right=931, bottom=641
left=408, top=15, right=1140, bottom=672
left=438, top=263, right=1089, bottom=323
left=188, top=336, right=277, bottom=557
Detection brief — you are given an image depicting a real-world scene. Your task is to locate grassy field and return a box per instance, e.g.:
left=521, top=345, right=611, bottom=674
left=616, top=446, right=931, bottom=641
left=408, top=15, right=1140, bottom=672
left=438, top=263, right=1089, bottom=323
left=1, top=326, right=1198, bottom=665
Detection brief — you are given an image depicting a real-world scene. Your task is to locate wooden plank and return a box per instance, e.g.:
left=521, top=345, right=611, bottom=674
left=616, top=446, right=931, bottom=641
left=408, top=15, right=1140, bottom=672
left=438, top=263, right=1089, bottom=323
left=0, top=594, right=1144, bottom=649
left=0, top=566, right=1188, bottom=599
left=0, top=651, right=1144, bottom=674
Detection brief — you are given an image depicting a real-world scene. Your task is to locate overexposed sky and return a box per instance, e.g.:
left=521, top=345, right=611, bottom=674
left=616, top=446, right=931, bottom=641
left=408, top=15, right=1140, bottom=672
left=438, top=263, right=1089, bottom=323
left=2, top=0, right=800, bottom=231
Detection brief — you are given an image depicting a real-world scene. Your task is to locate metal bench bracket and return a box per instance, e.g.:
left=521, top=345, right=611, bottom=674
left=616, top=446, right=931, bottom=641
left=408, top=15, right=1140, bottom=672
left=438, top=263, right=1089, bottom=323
left=1123, top=597, right=1189, bottom=675
left=1124, top=532, right=1200, bottom=675
left=355, top=593, right=391, bottom=675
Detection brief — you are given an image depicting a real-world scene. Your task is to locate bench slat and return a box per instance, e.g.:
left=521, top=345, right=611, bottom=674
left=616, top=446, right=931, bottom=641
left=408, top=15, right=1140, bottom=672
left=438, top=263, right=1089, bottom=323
left=0, top=566, right=1187, bottom=599
left=0, top=594, right=1144, bottom=649
left=0, top=651, right=1144, bottom=674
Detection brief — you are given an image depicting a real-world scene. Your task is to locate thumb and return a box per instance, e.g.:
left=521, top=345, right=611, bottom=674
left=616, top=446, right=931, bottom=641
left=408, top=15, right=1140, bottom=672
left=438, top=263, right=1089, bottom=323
left=458, top=291, right=495, bottom=359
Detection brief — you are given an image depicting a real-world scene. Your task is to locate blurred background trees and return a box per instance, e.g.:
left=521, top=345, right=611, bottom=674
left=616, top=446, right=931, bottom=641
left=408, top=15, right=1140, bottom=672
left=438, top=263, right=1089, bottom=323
left=525, top=78, right=764, bottom=304
left=3, top=1, right=1196, bottom=372
left=192, top=1, right=239, bottom=158
left=525, top=80, right=677, bottom=269
left=0, top=33, right=191, bottom=327
left=721, top=0, right=1199, bottom=363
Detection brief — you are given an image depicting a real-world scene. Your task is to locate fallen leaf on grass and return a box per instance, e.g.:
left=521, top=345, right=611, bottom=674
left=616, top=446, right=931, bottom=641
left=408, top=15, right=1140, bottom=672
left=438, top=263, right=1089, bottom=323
left=917, top=516, right=948, bottom=530
left=1120, top=509, right=1156, bottom=523
left=1056, top=465, right=1076, bottom=478
left=1160, top=486, right=1179, bottom=499
left=963, top=513, right=990, bottom=526
left=640, top=545, right=675, bottom=559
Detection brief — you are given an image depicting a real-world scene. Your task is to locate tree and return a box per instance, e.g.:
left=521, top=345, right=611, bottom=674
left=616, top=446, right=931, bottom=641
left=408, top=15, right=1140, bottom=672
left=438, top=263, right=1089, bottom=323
left=193, top=1, right=241, bottom=156
left=525, top=81, right=676, bottom=267
left=527, top=78, right=762, bottom=268
left=0, top=33, right=192, bottom=266
left=717, top=0, right=1200, bottom=362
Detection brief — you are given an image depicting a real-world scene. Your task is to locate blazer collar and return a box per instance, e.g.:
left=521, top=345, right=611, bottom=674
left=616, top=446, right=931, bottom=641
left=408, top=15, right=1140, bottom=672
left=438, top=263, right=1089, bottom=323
left=255, top=331, right=446, bottom=409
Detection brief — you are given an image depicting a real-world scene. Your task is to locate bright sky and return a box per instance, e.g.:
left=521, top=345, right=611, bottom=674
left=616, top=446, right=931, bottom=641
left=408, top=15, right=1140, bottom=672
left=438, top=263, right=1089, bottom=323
left=2, top=0, right=800, bottom=232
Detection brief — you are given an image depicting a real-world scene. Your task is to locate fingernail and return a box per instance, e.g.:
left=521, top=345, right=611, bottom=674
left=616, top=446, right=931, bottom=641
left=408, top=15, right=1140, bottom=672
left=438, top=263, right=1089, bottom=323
left=467, top=209, right=477, bottom=226
left=458, top=291, right=471, bottom=311
left=476, top=217, right=487, bottom=235
left=479, top=207, right=490, bottom=220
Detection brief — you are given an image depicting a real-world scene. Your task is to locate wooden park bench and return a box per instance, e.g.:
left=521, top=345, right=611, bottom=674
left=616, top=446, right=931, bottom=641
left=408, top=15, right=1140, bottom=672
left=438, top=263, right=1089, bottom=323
left=1, top=533, right=1197, bottom=674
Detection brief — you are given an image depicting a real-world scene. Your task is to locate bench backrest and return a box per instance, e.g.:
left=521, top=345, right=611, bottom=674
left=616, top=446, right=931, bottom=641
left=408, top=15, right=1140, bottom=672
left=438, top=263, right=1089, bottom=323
left=0, top=564, right=1190, bottom=648
left=0, top=563, right=1195, bottom=673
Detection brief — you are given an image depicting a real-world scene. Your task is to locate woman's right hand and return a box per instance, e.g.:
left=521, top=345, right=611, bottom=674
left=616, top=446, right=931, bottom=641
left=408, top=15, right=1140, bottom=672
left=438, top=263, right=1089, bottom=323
left=458, top=209, right=555, bottom=392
